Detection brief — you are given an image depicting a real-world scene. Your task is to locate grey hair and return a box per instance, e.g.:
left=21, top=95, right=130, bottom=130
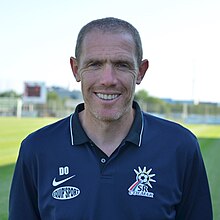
left=75, top=17, right=143, bottom=65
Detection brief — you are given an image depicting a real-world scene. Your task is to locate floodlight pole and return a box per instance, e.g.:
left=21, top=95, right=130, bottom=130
left=16, top=98, right=23, bottom=118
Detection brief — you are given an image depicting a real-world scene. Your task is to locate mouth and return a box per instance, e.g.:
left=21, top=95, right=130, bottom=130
left=95, top=93, right=120, bottom=101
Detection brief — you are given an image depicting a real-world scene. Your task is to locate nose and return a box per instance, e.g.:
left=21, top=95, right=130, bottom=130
left=100, top=64, right=118, bottom=86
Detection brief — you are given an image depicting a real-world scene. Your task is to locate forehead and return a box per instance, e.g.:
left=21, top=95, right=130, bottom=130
left=80, top=30, right=136, bottom=61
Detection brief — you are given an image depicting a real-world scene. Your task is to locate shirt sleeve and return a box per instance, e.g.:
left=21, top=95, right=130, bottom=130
left=9, top=142, right=41, bottom=220
left=175, top=140, right=213, bottom=220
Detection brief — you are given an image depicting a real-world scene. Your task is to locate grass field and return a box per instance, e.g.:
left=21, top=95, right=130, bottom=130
left=0, top=117, right=57, bottom=219
left=1, top=117, right=220, bottom=219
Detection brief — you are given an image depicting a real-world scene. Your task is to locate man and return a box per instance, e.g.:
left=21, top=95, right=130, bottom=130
left=9, top=17, right=212, bottom=219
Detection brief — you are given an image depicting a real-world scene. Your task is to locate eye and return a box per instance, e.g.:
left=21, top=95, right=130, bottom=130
left=115, top=62, right=130, bottom=69
left=88, top=61, right=102, bottom=68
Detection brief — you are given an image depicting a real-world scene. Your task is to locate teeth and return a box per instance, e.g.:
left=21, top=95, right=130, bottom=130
left=96, top=93, right=119, bottom=100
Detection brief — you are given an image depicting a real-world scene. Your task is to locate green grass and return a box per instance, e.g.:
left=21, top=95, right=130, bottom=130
left=0, top=117, right=220, bottom=219
left=0, top=117, right=57, bottom=219
left=0, top=117, right=57, bottom=166
left=0, top=164, right=15, bottom=219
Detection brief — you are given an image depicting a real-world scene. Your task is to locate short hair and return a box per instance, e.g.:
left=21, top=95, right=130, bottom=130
left=75, top=17, right=143, bottom=65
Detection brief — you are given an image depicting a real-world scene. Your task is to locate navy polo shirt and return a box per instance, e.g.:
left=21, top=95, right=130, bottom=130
left=9, top=102, right=212, bottom=220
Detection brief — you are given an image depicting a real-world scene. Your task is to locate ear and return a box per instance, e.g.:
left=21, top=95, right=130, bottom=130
left=70, top=57, right=81, bottom=82
left=136, top=59, right=149, bottom=85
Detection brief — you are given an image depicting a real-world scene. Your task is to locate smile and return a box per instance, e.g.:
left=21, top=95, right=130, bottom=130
left=96, top=93, right=120, bottom=101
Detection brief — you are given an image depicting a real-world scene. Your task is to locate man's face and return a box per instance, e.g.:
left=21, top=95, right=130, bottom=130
left=72, top=31, right=147, bottom=122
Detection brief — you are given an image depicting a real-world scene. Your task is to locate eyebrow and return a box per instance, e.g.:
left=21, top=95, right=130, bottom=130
left=84, top=56, right=135, bottom=65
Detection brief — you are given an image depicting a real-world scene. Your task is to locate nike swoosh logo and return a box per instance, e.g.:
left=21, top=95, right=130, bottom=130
left=52, top=175, right=75, bottom=187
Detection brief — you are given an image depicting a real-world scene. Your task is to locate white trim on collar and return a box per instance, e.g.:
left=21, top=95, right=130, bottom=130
left=138, top=112, right=144, bottom=147
left=70, top=113, right=74, bottom=146
left=69, top=109, right=144, bottom=147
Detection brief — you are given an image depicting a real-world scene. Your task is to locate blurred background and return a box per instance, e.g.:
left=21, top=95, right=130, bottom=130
left=0, top=0, right=220, bottom=219
left=1, top=0, right=220, bottom=120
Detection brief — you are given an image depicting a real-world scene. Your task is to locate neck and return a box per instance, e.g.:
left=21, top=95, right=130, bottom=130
left=79, top=108, right=135, bottom=156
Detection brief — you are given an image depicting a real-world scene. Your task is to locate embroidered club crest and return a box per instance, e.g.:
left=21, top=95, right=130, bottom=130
left=128, top=166, right=156, bottom=198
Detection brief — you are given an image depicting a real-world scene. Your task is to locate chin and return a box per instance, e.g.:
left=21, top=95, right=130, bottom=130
left=93, top=105, right=131, bottom=122
left=94, top=112, right=122, bottom=122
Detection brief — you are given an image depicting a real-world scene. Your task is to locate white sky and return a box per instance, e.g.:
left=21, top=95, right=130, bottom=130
left=0, top=0, right=220, bottom=102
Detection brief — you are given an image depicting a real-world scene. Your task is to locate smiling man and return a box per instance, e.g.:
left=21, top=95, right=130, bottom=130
left=9, top=17, right=212, bottom=220
left=70, top=23, right=148, bottom=156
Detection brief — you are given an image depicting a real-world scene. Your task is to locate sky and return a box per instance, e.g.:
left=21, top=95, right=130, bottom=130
left=0, top=0, right=220, bottom=103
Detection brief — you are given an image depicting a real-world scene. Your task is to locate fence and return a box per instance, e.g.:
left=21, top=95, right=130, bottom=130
left=0, top=97, right=81, bottom=118
left=1, top=97, right=220, bottom=124
left=0, top=97, right=18, bottom=116
left=136, top=101, right=220, bottom=124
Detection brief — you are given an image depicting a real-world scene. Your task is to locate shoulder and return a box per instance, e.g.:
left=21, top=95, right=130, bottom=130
left=20, top=116, right=71, bottom=157
left=142, top=112, right=199, bottom=153
left=143, top=112, right=195, bottom=134
left=25, top=116, right=70, bottom=140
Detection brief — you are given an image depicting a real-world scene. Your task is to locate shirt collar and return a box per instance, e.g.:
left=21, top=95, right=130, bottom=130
left=69, top=103, right=89, bottom=146
left=124, top=101, right=144, bottom=147
left=69, top=101, right=144, bottom=147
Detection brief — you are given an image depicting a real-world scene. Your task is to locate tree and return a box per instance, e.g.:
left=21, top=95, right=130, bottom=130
left=0, top=90, right=21, bottom=98
left=134, top=89, right=149, bottom=102
left=47, top=91, right=60, bottom=101
left=134, top=89, right=170, bottom=114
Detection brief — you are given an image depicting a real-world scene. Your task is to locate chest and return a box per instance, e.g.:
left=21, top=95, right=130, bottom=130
left=34, top=142, right=183, bottom=220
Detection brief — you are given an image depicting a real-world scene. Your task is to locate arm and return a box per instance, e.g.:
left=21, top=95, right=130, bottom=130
left=9, top=143, right=40, bottom=220
left=176, top=140, right=213, bottom=220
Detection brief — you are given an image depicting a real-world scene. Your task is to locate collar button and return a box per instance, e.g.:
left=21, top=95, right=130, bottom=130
left=101, top=158, right=106, bottom=163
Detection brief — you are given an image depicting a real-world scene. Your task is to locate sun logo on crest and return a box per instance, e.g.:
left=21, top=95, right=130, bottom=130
left=134, top=166, right=156, bottom=188
left=128, top=166, right=156, bottom=198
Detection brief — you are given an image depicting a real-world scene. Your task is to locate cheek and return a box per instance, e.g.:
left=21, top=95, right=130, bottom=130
left=80, top=71, right=93, bottom=85
left=80, top=78, right=89, bottom=92
left=80, top=73, right=97, bottom=94
left=122, top=73, right=137, bottom=89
